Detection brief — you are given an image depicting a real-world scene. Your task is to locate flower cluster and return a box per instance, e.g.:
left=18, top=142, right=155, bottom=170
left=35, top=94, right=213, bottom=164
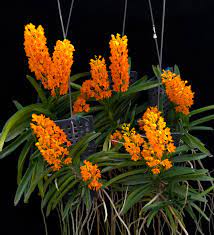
left=73, top=56, right=111, bottom=113
left=24, top=23, right=75, bottom=96
left=80, top=160, right=102, bottom=191
left=111, top=107, right=176, bottom=174
left=24, top=23, right=52, bottom=89
left=121, top=124, right=144, bottom=161
left=161, top=70, right=194, bottom=115
left=30, top=114, right=72, bottom=171
left=109, top=34, right=130, bottom=92
left=50, top=39, right=75, bottom=96
left=138, top=107, right=175, bottom=174
left=73, top=34, right=130, bottom=113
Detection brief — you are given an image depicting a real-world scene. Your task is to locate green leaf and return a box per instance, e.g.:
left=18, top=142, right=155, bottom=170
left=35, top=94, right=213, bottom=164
left=171, top=153, right=208, bottom=163
left=183, top=133, right=211, bottom=155
left=70, top=82, right=81, bottom=90
left=24, top=159, right=50, bottom=203
left=189, top=105, right=214, bottom=117
left=0, top=104, right=52, bottom=151
left=174, top=65, right=180, bottom=75
left=0, top=130, right=31, bottom=159
left=17, top=137, right=34, bottom=184
left=122, top=185, right=152, bottom=214
left=152, top=65, right=162, bottom=78
left=13, top=100, right=24, bottom=110
left=125, top=80, right=161, bottom=95
left=14, top=164, right=35, bottom=206
left=190, top=202, right=210, bottom=221
left=161, top=167, right=207, bottom=179
left=190, top=115, right=214, bottom=127
left=189, top=126, right=214, bottom=131
left=104, top=168, right=148, bottom=187
left=5, top=119, right=30, bottom=142
left=70, top=72, right=90, bottom=82
left=26, top=75, right=47, bottom=104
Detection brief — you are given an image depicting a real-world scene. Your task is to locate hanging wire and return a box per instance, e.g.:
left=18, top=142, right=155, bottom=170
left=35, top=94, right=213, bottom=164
left=57, top=0, right=66, bottom=39
left=147, top=0, right=161, bottom=67
left=147, top=0, right=167, bottom=110
left=66, top=0, right=75, bottom=37
left=122, top=0, right=128, bottom=36
left=57, top=0, right=76, bottom=129
left=160, top=0, right=166, bottom=70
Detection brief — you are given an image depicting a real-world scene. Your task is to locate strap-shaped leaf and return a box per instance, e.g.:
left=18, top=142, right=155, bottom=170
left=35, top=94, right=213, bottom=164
left=70, top=72, right=90, bottom=82
left=0, top=104, right=52, bottom=151
left=104, top=168, right=148, bottom=187
left=17, top=137, right=34, bottom=184
left=14, top=164, right=35, bottom=206
left=26, top=75, right=47, bottom=104
left=190, top=115, right=214, bottom=127
left=122, top=185, right=152, bottom=214
left=189, top=105, right=214, bottom=117
left=0, top=130, right=31, bottom=159
left=183, top=133, right=211, bottom=155
left=171, top=153, right=208, bottom=163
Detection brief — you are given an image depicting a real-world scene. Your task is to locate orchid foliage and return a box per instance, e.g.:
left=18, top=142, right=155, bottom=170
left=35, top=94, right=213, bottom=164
left=0, top=23, right=214, bottom=235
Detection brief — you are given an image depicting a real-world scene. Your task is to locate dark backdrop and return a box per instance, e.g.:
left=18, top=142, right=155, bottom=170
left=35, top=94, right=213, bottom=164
left=0, top=0, right=214, bottom=234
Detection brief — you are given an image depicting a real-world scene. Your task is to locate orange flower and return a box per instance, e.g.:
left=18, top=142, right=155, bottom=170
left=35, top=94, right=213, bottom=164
left=111, top=124, right=144, bottom=161
left=138, top=106, right=176, bottom=174
left=73, top=56, right=111, bottom=113
left=24, top=23, right=52, bottom=89
left=110, top=130, right=123, bottom=145
left=30, top=114, right=72, bottom=171
left=161, top=70, right=194, bottom=115
left=50, top=39, right=75, bottom=96
left=24, top=23, right=75, bottom=96
left=109, top=34, right=130, bottom=92
left=80, top=160, right=102, bottom=191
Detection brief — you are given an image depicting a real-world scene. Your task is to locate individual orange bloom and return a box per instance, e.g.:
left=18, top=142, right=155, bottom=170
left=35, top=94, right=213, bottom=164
left=109, top=34, right=130, bottom=92
left=30, top=114, right=72, bottom=171
left=24, top=23, right=75, bottom=96
left=73, top=96, right=90, bottom=113
left=152, top=168, right=160, bottom=175
left=80, top=160, right=102, bottom=191
left=110, top=130, right=123, bottom=145
left=161, top=70, right=194, bottom=115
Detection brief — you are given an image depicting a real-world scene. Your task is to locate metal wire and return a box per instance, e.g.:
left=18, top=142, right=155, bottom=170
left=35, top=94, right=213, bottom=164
left=122, top=0, right=128, bottom=36
left=57, top=0, right=66, bottom=39
left=56, top=0, right=75, bottom=123
left=147, top=0, right=161, bottom=67
left=160, top=0, right=166, bottom=70
left=66, top=0, right=75, bottom=37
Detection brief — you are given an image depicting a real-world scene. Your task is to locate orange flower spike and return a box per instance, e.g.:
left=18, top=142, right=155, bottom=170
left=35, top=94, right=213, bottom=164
left=80, top=160, right=102, bottom=191
left=121, top=124, right=144, bottom=161
left=89, top=56, right=112, bottom=100
left=161, top=70, right=194, bottom=115
left=51, top=39, right=75, bottom=96
left=139, top=106, right=175, bottom=174
left=24, top=23, right=52, bottom=88
left=30, top=114, right=72, bottom=171
left=109, top=34, right=130, bottom=92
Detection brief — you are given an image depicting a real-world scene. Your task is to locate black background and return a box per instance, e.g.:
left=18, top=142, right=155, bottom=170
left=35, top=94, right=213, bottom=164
left=0, top=0, right=214, bottom=234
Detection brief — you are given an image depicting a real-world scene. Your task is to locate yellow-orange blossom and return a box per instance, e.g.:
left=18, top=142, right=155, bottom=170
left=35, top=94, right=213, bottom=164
left=80, top=160, right=102, bottom=191
left=24, top=23, right=75, bottom=96
left=161, top=70, right=194, bottom=115
left=30, top=114, right=72, bottom=171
